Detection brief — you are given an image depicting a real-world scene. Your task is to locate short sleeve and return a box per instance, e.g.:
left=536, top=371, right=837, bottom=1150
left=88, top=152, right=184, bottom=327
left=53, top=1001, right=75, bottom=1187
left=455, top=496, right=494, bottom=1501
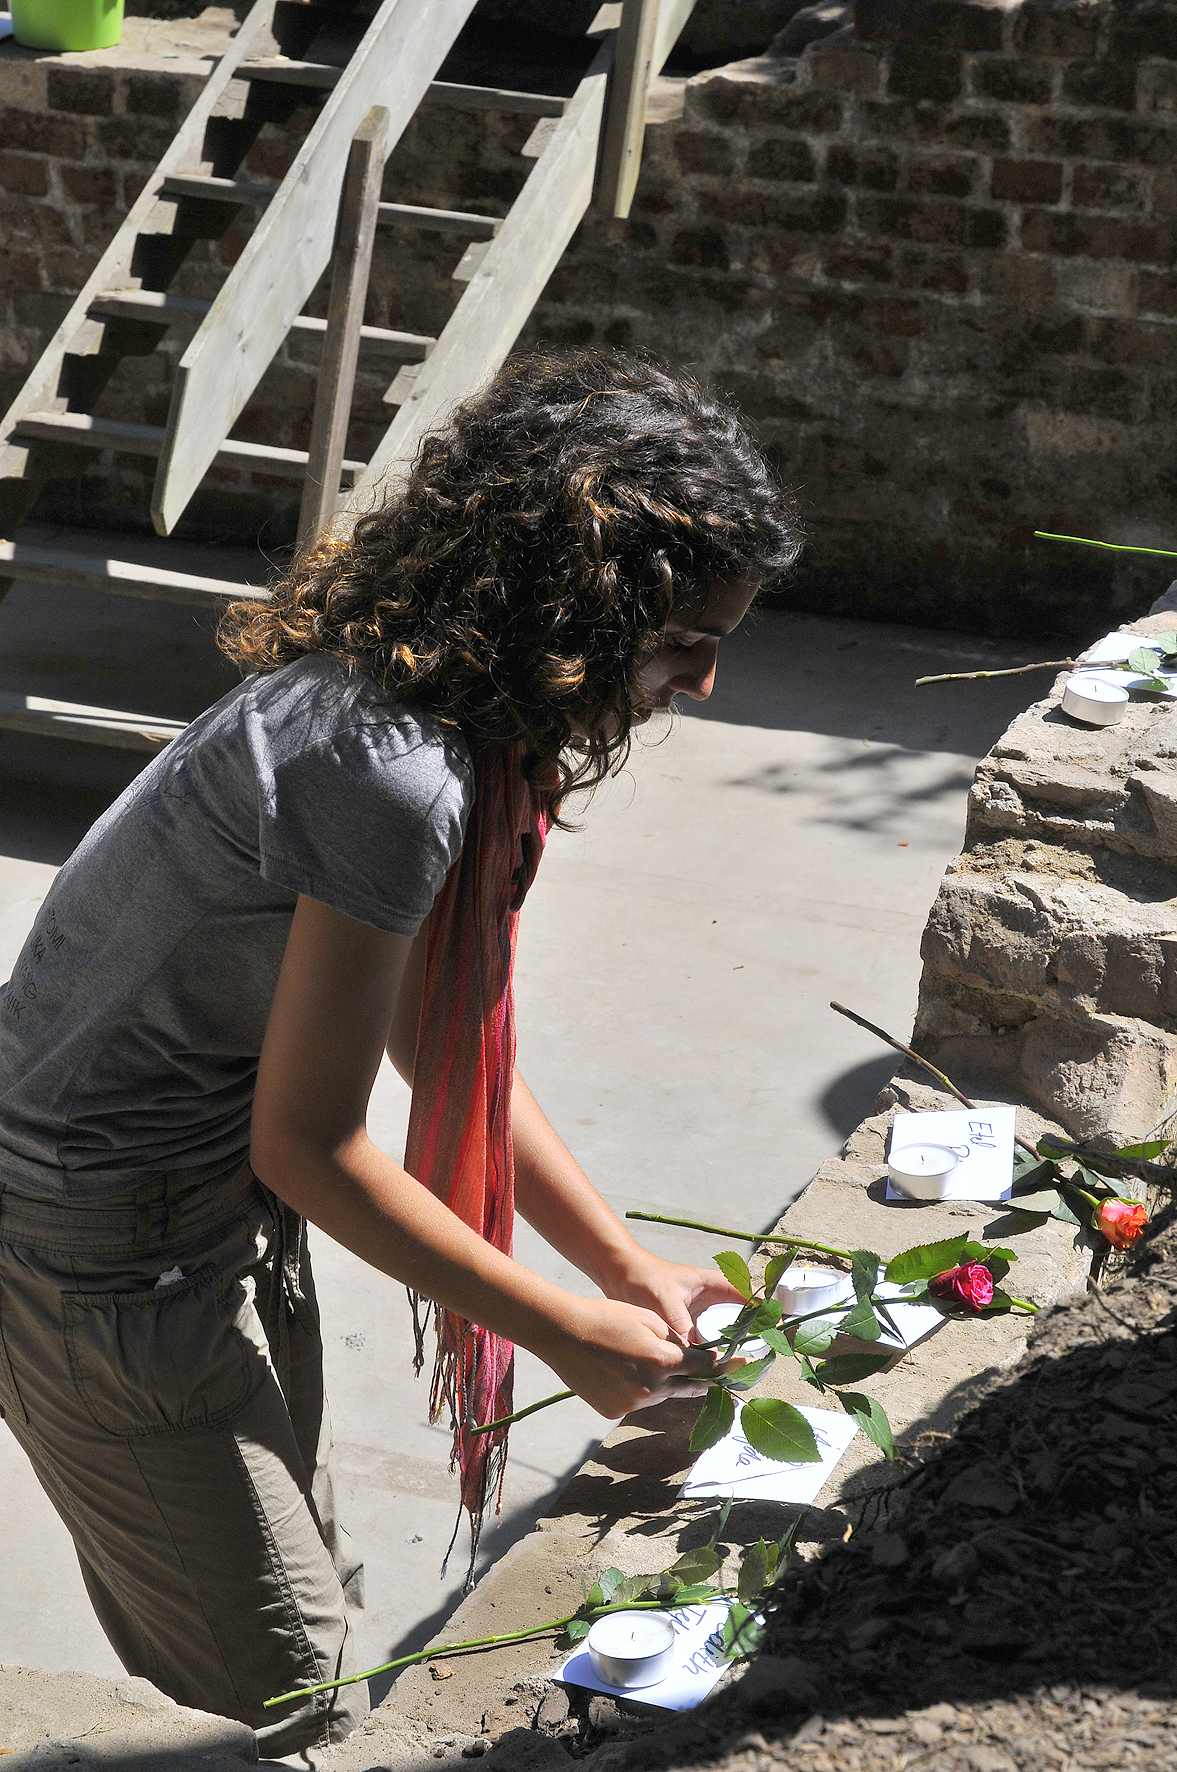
left=245, top=659, right=472, bottom=937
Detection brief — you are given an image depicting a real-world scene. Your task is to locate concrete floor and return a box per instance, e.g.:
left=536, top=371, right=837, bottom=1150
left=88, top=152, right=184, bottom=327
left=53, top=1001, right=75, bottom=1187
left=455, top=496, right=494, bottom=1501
left=0, top=555, right=1045, bottom=1693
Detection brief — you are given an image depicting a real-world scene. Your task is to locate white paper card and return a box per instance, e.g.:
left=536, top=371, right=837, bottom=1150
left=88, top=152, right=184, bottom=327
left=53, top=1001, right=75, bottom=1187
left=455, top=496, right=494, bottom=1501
left=1077, top=634, right=1177, bottom=696
left=873, top=1281, right=946, bottom=1350
left=886, top=1105, right=1016, bottom=1202
left=558, top=1601, right=732, bottom=1712
left=679, top=1405, right=858, bottom=1504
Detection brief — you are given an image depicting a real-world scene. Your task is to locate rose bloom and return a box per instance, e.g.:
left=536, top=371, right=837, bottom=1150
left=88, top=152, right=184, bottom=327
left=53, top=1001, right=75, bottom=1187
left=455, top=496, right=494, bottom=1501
left=1095, top=1199, right=1148, bottom=1249
left=929, top=1260, right=994, bottom=1312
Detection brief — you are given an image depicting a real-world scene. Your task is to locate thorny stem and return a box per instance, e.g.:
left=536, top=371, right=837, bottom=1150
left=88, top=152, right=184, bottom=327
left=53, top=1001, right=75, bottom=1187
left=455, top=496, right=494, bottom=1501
left=1034, top=530, right=1177, bottom=559
left=626, top=1209, right=855, bottom=1262
left=829, top=1001, right=1041, bottom=1159
left=916, top=660, right=1075, bottom=687
left=263, top=1599, right=718, bottom=1710
left=471, top=1389, right=573, bottom=1435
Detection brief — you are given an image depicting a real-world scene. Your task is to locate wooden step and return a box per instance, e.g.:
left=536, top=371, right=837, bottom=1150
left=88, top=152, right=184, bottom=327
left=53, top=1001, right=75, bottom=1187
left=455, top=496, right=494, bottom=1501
left=0, top=540, right=267, bottom=609
left=376, top=203, right=499, bottom=239
left=240, top=59, right=567, bottom=115
left=160, top=173, right=277, bottom=205
left=0, top=691, right=186, bottom=752
left=14, top=411, right=367, bottom=483
left=89, top=289, right=435, bottom=358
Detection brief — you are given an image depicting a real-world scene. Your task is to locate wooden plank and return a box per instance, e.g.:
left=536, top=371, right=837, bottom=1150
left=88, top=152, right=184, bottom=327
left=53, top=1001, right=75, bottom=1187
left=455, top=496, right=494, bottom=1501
left=0, top=0, right=282, bottom=499
left=90, top=291, right=435, bottom=357
left=240, top=55, right=342, bottom=87
left=348, top=37, right=613, bottom=509
left=0, top=692, right=186, bottom=752
left=298, top=107, right=388, bottom=548
left=0, top=541, right=267, bottom=609
left=160, top=174, right=277, bottom=205
left=423, top=82, right=566, bottom=116
left=153, top=0, right=479, bottom=537
left=15, top=412, right=366, bottom=482
left=650, top=0, right=696, bottom=71
left=595, top=0, right=660, bottom=220
left=376, top=203, right=499, bottom=239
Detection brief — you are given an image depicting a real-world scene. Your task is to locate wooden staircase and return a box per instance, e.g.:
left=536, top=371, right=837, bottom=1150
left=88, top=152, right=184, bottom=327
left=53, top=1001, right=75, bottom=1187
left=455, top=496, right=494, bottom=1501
left=0, top=0, right=694, bottom=753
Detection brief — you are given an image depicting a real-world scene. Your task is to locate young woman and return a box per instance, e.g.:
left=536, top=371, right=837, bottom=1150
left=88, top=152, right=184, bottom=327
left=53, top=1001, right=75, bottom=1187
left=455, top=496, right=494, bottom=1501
left=0, top=350, right=799, bottom=1767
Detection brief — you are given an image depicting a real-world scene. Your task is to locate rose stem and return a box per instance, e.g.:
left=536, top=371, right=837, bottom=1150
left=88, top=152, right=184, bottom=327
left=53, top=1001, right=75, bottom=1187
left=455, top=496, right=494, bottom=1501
left=263, top=1599, right=697, bottom=1709
left=916, top=660, right=1074, bottom=687
left=1034, top=530, right=1177, bottom=558
left=625, top=1209, right=854, bottom=1262
left=828, top=1000, right=1041, bottom=1159
left=470, top=1389, right=574, bottom=1435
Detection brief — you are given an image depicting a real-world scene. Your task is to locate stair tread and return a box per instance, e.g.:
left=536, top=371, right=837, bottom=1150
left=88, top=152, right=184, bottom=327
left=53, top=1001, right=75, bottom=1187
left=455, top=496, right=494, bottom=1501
left=15, top=412, right=367, bottom=478
left=0, top=690, right=187, bottom=751
left=160, top=173, right=277, bottom=203
left=90, top=290, right=436, bottom=353
left=0, top=540, right=268, bottom=605
left=238, top=60, right=567, bottom=115
left=376, top=202, right=499, bottom=238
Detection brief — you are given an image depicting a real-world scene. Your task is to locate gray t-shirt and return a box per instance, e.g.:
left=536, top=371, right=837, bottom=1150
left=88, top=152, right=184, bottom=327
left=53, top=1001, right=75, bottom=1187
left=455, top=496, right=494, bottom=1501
left=0, top=654, right=473, bottom=1201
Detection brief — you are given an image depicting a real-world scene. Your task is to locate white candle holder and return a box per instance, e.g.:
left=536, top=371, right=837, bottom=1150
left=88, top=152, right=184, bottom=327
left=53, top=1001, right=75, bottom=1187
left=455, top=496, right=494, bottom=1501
left=694, top=1301, right=768, bottom=1357
left=587, top=1610, right=676, bottom=1689
left=1061, top=671, right=1129, bottom=727
left=887, top=1142, right=959, bottom=1200
left=773, top=1264, right=854, bottom=1317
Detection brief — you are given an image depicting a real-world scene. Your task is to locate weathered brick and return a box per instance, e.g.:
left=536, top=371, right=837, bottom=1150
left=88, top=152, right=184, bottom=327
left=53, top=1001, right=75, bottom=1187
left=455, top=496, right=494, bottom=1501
left=1142, top=64, right=1177, bottom=113
left=1139, top=269, right=1177, bottom=316
left=0, top=151, right=47, bottom=197
left=1088, top=316, right=1177, bottom=373
left=1061, top=62, right=1138, bottom=112
left=667, top=226, right=729, bottom=270
left=1071, top=164, right=1147, bottom=214
left=46, top=67, right=114, bottom=116
left=1027, top=114, right=1176, bottom=167
left=0, top=107, right=86, bottom=158
left=747, top=137, right=817, bottom=183
left=971, top=57, right=1053, bottom=106
left=0, top=247, right=40, bottom=289
left=907, top=153, right=975, bottom=197
left=887, top=48, right=963, bottom=104
left=991, top=159, right=1063, bottom=204
left=709, top=187, right=847, bottom=233
left=711, top=370, right=814, bottom=423
left=857, top=0, right=1003, bottom=52
left=860, top=97, right=951, bottom=142
left=809, top=47, right=883, bottom=95
left=945, top=111, right=1011, bottom=152
left=60, top=163, right=117, bottom=207
left=693, top=79, right=841, bottom=133
left=98, top=116, right=176, bottom=162
left=1021, top=210, right=1176, bottom=267
left=43, top=245, right=100, bottom=289
left=1013, top=10, right=1100, bottom=59
left=673, top=131, right=734, bottom=178
left=123, top=71, right=187, bottom=123
left=897, top=245, right=969, bottom=293
left=859, top=193, right=980, bottom=246
left=1110, top=13, right=1177, bottom=61
left=825, top=144, right=899, bottom=190
left=1066, top=364, right=1143, bottom=421
left=824, top=244, right=895, bottom=283
left=11, top=286, right=70, bottom=330
left=967, top=206, right=1007, bottom=248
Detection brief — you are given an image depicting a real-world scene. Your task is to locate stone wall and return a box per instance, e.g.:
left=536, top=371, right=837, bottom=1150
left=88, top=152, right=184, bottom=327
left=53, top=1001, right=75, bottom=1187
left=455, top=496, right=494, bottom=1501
left=914, top=611, right=1177, bottom=1145
left=5, top=0, right=1177, bottom=635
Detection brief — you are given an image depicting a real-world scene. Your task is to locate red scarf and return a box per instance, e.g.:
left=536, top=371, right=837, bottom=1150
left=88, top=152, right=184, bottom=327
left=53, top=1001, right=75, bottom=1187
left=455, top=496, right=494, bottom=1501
left=405, top=743, right=547, bottom=1578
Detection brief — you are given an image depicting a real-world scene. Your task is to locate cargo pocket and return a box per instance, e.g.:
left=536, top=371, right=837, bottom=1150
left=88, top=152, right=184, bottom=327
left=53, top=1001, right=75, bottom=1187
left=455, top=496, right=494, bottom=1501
left=0, top=1278, right=29, bottom=1426
left=63, top=1264, right=256, bottom=1437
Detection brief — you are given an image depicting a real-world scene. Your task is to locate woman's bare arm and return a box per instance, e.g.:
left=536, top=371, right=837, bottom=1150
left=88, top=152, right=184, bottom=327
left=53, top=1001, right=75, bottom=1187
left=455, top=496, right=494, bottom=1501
left=252, top=895, right=721, bottom=1417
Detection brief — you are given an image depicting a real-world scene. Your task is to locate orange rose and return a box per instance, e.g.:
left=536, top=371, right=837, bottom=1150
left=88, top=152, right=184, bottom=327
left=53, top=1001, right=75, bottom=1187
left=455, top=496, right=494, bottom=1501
left=1095, top=1199, right=1148, bottom=1249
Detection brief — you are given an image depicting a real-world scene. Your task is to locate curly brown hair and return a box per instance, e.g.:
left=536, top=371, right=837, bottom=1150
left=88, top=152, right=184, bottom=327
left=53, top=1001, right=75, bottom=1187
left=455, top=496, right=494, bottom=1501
left=219, top=348, right=800, bottom=809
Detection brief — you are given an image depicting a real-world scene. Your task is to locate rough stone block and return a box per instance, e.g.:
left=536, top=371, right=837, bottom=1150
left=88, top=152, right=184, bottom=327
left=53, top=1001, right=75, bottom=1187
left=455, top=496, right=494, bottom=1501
left=990, top=157, right=1063, bottom=204
left=747, top=136, right=818, bottom=182
left=887, top=46, right=964, bottom=103
left=0, top=106, right=86, bottom=157
left=1020, top=209, right=1175, bottom=266
left=809, top=45, right=884, bottom=93
left=895, top=244, right=969, bottom=290
left=1013, top=8, right=1100, bottom=60
left=690, top=72, right=842, bottom=132
left=0, top=150, right=48, bottom=196
left=856, top=0, right=1005, bottom=53
left=1027, top=113, right=1176, bottom=166
left=46, top=66, right=115, bottom=116
left=673, top=129, right=734, bottom=177
left=971, top=55, right=1053, bottom=106
left=1061, top=60, right=1138, bottom=112
left=825, top=142, right=900, bottom=188
left=1071, top=163, right=1147, bottom=213
left=907, top=152, right=976, bottom=197
left=1110, top=11, right=1177, bottom=62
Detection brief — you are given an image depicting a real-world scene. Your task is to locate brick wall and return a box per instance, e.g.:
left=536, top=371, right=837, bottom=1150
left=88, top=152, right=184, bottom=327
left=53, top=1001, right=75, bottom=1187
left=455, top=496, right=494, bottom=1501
left=5, top=0, right=1177, bottom=637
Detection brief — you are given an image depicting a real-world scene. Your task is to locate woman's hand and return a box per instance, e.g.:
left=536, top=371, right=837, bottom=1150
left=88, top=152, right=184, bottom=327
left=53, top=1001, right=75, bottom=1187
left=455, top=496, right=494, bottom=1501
left=542, top=1295, right=730, bottom=1420
left=601, top=1251, right=748, bottom=1343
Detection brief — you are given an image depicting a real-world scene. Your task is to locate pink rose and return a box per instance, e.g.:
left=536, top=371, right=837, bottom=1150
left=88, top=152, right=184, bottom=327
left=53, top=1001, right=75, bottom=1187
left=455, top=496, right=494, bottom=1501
left=1095, top=1199, right=1148, bottom=1249
left=929, top=1261, right=995, bottom=1312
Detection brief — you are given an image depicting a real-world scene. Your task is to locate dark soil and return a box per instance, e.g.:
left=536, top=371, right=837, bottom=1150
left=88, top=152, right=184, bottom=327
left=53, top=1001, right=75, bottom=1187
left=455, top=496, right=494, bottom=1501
left=487, top=1205, right=1177, bottom=1771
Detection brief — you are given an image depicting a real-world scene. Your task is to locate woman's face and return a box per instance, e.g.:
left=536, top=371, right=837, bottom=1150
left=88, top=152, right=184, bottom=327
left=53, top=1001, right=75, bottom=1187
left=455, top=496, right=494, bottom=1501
left=630, top=576, right=758, bottom=723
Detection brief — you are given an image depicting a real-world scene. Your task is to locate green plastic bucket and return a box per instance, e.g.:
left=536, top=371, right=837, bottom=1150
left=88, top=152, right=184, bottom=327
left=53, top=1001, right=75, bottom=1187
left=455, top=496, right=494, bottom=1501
left=10, top=0, right=123, bottom=51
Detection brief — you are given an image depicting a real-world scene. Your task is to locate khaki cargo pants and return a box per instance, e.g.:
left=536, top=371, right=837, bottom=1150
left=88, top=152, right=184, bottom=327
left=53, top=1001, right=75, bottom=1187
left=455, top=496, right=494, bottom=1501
left=0, top=1165, right=368, bottom=1767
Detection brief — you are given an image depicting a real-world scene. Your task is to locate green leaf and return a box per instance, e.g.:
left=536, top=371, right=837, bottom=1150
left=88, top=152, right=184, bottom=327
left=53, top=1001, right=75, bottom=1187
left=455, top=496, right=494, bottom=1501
left=1051, top=1196, right=1082, bottom=1227
left=708, top=1496, right=734, bottom=1548
left=566, top=1617, right=591, bottom=1641
left=1128, top=645, right=1165, bottom=673
left=850, top=1251, right=880, bottom=1299
left=669, top=1546, right=723, bottom=1585
left=673, top=1581, right=724, bottom=1604
left=980, top=1286, right=1018, bottom=1315
left=1138, top=677, right=1170, bottom=695
left=741, top=1398, right=821, bottom=1463
left=763, top=1251, right=795, bottom=1297
left=584, top=1583, right=603, bottom=1609
left=611, top=1573, right=654, bottom=1605
left=884, top=1235, right=972, bottom=1285
left=690, top=1384, right=735, bottom=1453
left=838, top=1297, right=882, bottom=1341
left=1012, top=1150, right=1059, bottom=1188
left=1006, top=1187, right=1060, bottom=1217
left=713, top=1251, right=753, bottom=1300
left=722, top=1602, right=764, bottom=1663
left=596, top=1568, right=625, bottom=1603
left=839, top=1390, right=896, bottom=1460
left=1116, top=1138, right=1169, bottom=1158
left=815, top=1351, right=893, bottom=1386
left=798, top=1354, right=823, bottom=1391
left=791, top=1319, right=836, bottom=1356
left=719, top=1353, right=775, bottom=1392
left=986, top=1255, right=1012, bottom=1285
left=760, top=1325, right=792, bottom=1356
left=1156, top=633, right=1177, bottom=658
left=737, top=1539, right=770, bottom=1605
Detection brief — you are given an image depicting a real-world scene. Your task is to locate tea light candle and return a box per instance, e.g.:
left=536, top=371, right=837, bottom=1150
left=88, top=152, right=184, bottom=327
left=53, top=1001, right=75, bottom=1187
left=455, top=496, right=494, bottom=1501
left=695, top=1301, right=768, bottom=1356
left=773, top=1264, right=854, bottom=1317
left=887, top=1142, right=959, bottom=1200
left=1061, top=672, right=1129, bottom=727
left=587, top=1610, right=676, bottom=1689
